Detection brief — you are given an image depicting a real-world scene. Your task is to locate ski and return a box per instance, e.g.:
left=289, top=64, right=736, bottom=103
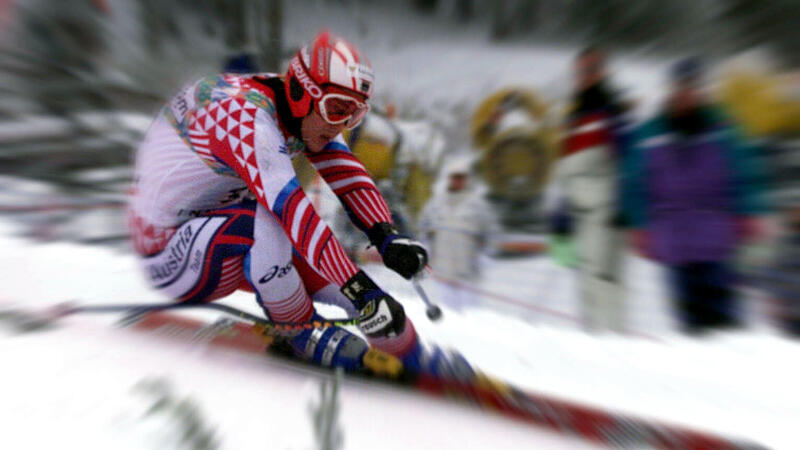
left=0, top=300, right=361, bottom=333
left=120, top=309, right=763, bottom=450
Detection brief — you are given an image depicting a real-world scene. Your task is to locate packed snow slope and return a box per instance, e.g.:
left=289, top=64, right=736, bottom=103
left=1, top=217, right=799, bottom=449
left=0, top=217, right=600, bottom=450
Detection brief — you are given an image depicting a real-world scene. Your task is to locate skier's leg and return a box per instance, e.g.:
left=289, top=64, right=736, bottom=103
left=244, top=203, right=367, bottom=369
left=291, top=252, right=358, bottom=317
left=243, top=201, right=313, bottom=322
left=292, top=250, right=471, bottom=379
left=266, top=210, right=468, bottom=377
left=134, top=199, right=257, bottom=303
left=134, top=199, right=367, bottom=369
left=291, top=250, right=419, bottom=358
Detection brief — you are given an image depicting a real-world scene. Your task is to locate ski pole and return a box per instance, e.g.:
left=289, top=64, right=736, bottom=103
left=0, top=300, right=360, bottom=333
left=412, top=276, right=443, bottom=321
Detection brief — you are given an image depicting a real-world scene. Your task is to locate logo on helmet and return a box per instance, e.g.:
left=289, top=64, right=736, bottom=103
left=291, top=57, right=323, bottom=99
left=317, top=48, right=326, bottom=77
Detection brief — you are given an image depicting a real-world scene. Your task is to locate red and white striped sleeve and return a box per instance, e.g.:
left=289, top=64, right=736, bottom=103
left=305, top=137, right=393, bottom=232
left=190, top=96, right=359, bottom=286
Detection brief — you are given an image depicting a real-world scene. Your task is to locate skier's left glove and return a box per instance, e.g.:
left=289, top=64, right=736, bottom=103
left=341, top=270, right=407, bottom=338
left=367, top=222, right=428, bottom=279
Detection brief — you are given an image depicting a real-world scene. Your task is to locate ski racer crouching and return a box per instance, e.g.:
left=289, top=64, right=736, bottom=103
left=129, top=31, right=467, bottom=376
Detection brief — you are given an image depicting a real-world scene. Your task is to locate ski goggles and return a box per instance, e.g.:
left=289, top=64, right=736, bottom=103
left=316, top=92, right=370, bottom=129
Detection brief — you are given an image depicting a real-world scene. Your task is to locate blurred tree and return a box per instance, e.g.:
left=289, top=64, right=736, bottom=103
left=216, top=0, right=248, bottom=50
left=719, top=0, right=800, bottom=65
left=454, top=0, right=474, bottom=22
left=489, top=0, right=541, bottom=41
left=140, top=1, right=181, bottom=57
left=490, top=0, right=511, bottom=40
left=413, top=0, right=440, bottom=13
left=19, top=0, right=106, bottom=73
left=563, top=0, right=689, bottom=47
left=263, top=0, right=284, bottom=72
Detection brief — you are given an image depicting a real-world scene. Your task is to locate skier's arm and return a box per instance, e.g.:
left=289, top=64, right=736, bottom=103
left=304, top=136, right=393, bottom=232
left=207, top=103, right=359, bottom=287
left=306, top=138, right=428, bottom=279
left=203, top=101, right=407, bottom=337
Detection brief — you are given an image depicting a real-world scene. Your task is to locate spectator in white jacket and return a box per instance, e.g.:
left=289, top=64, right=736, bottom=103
left=418, top=156, right=500, bottom=310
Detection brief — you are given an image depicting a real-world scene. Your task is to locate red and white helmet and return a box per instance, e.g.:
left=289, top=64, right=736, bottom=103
left=285, top=30, right=374, bottom=128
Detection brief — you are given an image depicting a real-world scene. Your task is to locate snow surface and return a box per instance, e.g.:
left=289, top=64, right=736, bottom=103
left=1, top=215, right=799, bottom=450
left=0, top=218, right=598, bottom=450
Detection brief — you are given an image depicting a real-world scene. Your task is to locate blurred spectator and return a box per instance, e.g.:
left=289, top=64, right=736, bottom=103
left=418, top=155, right=499, bottom=310
left=623, top=57, right=769, bottom=334
left=757, top=201, right=800, bottom=337
left=377, top=179, right=413, bottom=236
left=548, top=46, right=632, bottom=333
left=223, top=51, right=259, bottom=74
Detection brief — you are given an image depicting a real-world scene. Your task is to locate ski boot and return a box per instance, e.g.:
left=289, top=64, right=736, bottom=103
left=285, top=313, right=369, bottom=372
left=401, top=340, right=476, bottom=383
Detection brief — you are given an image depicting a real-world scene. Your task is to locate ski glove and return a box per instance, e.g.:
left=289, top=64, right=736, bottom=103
left=367, top=222, right=428, bottom=279
left=341, top=270, right=406, bottom=338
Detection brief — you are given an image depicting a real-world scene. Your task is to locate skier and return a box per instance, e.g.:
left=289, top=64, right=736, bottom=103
left=129, top=31, right=466, bottom=376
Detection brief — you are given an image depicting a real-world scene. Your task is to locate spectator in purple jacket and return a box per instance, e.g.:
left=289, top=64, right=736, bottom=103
left=622, top=57, right=769, bottom=334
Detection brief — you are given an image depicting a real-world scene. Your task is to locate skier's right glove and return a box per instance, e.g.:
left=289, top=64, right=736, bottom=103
left=341, top=270, right=406, bottom=338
